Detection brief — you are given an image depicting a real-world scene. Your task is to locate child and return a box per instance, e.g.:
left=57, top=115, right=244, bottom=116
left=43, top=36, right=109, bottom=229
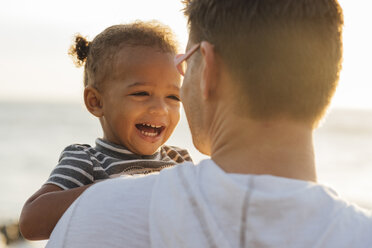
left=19, top=21, right=192, bottom=240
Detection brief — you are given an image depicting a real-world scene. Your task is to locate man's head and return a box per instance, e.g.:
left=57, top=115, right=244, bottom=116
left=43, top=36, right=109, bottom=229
left=181, top=0, right=344, bottom=153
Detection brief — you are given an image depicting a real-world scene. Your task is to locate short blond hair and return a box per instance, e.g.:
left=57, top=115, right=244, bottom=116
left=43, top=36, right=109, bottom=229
left=183, top=0, right=344, bottom=125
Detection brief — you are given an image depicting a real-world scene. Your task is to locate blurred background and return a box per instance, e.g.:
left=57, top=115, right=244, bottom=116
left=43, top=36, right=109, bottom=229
left=0, top=0, right=371, bottom=247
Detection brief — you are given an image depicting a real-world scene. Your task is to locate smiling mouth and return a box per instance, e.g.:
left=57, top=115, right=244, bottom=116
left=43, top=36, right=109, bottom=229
left=135, top=123, right=165, bottom=137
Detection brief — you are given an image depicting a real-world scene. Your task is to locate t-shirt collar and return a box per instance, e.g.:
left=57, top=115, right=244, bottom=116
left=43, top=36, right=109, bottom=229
left=94, top=138, right=160, bottom=160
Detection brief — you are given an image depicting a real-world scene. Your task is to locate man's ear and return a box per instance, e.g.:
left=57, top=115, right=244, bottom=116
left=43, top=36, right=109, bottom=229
left=200, top=41, right=219, bottom=100
left=84, top=86, right=104, bottom=117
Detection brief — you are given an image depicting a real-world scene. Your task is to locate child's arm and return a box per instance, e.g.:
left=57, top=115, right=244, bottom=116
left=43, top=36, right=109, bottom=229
left=19, top=183, right=93, bottom=240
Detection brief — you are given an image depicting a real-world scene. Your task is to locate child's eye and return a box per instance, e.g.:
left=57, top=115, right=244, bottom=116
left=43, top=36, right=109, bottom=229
left=167, top=95, right=180, bottom=101
left=131, top=91, right=149, bottom=96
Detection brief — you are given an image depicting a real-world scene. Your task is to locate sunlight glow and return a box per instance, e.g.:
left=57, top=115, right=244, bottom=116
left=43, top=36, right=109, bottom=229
left=0, top=0, right=371, bottom=109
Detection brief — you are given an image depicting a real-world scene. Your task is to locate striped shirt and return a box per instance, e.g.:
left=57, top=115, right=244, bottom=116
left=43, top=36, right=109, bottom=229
left=45, top=138, right=192, bottom=190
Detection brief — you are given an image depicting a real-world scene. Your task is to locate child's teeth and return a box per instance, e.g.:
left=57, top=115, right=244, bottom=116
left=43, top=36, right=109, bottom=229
left=141, top=130, right=157, bottom=137
left=140, top=123, right=163, bottom=129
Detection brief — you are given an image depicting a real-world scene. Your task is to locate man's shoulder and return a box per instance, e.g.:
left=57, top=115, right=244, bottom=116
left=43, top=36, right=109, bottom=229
left=317, top=198, right=372, bottom=246
left=278, top=181, right=372, bottom=245
left=87, top=173, right=159, bottom=197
left=333, top=199, right=372, bottom=227
left=47, top=174, right=157, bottom=248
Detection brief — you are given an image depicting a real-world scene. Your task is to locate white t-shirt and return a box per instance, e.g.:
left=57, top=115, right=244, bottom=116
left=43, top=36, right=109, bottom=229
left=47, top=159, right=372, bottom=248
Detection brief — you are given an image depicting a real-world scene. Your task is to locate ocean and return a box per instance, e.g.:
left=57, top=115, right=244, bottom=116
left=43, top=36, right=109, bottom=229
left=0, top=101, right=371, bottom=247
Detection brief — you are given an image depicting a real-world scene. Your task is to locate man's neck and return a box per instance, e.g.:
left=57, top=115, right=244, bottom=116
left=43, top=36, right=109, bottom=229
left=210, top=117, right=316, bottom=182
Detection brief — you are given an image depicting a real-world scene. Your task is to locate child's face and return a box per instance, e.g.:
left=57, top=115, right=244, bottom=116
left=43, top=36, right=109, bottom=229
left=100, top=46, right=181, bottom=155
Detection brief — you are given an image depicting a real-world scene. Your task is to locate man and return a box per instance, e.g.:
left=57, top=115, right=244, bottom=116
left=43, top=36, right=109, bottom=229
left=47, top=0, right=372, bottom=247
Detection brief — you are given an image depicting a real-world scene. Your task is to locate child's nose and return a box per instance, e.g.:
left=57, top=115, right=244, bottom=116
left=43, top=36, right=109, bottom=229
left=148, top=98, right=168, bottom=116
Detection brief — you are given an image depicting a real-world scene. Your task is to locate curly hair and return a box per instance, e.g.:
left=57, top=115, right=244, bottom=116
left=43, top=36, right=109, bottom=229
left=68, top=20, right=179, bottom=88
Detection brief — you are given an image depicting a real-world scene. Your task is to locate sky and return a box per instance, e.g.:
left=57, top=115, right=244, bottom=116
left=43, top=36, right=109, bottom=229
left=0, top=0, right=371, bottom=109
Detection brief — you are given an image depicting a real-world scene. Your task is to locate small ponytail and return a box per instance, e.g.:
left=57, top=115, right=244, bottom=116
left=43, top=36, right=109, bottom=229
left=68, top=34, right=90, bottom=67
